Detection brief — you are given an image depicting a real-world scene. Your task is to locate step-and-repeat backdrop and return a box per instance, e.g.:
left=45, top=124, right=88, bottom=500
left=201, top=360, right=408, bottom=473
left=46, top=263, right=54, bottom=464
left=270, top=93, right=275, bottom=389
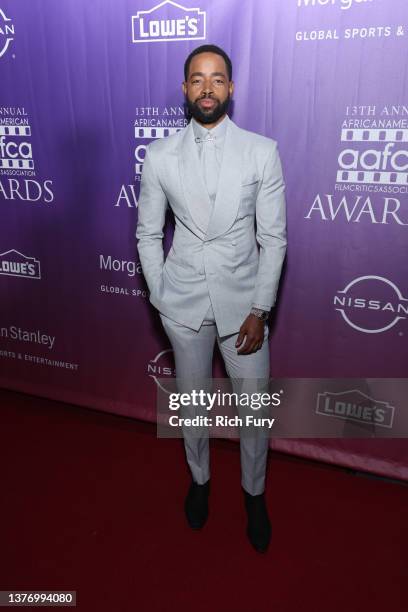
left=1, top=0, right=407, bottom=479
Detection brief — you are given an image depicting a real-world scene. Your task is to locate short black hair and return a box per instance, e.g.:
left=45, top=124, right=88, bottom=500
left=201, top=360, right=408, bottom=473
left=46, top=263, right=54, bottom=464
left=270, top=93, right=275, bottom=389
left=184, top=44, right=232, bottom=81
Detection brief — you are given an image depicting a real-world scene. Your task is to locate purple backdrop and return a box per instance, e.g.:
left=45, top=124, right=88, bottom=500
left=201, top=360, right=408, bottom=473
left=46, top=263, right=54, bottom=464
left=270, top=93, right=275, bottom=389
left=0, top=0, right=407, bottom=479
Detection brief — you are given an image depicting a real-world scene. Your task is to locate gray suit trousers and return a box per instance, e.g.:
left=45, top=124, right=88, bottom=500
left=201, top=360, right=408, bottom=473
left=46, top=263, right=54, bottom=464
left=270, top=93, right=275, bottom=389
left=159, top=299, right=271, bottom=496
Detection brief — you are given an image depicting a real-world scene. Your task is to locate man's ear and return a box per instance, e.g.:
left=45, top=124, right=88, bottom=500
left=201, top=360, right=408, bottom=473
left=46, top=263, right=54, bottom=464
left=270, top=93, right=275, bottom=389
left=182, top=81, right=187, bottom=95
left=229, top=80, right=234, bottom=96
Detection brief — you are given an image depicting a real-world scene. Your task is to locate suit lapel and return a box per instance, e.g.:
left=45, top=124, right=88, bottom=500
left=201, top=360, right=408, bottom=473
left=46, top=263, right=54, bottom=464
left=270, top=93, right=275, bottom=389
left=178, top=116, right=243, bottom=241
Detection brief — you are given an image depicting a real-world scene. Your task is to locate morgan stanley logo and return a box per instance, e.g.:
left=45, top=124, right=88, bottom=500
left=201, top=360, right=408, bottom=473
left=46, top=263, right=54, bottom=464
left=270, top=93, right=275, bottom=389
left=316, top=389, right=394, bottom=429
left=0, top=249, right=41, bottom=279
left=0, top=9, right=14, bottom=58
left=132, top=0, right=206, bottom=43
left=334, top=275, right=408, bottom=334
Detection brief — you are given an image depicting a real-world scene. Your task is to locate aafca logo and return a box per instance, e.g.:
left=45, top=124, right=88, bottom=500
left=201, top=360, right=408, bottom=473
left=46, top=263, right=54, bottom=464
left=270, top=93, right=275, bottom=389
left=0, top=249, right=41, bottom=279
left=337, top=128, right=408, bottom=187
left=147, top=349, right=176, bottom=393
left=0, top=9, right=14, bottom=58
left=132, top=0, right=206, bottom=43
left=334, top=275, right=408, bottom=333
left=0, top=124, right=34, bottom=172
left=316, top=389, right=394, bottom=429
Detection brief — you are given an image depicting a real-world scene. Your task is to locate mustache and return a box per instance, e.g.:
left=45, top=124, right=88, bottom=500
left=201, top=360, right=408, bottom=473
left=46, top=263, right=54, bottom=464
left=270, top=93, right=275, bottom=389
left=196, top=95, right=218, bottom=102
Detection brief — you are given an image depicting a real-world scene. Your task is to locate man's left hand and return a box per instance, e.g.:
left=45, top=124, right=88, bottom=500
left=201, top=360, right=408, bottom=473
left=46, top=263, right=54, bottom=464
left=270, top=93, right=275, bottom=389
left=235, top=314, right=265, bottom=355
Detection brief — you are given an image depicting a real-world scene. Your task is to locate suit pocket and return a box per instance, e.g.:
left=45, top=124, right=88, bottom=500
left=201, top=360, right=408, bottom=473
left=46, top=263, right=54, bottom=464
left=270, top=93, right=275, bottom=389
left=241, top=180, right=260, bottom=196
left=164, top=253, right=195, bottom=273
left=240, top=179, right=259, bottom=200
left=241, top=178, right=260, bottom=187
left=170, top=258, right=193, bottom=271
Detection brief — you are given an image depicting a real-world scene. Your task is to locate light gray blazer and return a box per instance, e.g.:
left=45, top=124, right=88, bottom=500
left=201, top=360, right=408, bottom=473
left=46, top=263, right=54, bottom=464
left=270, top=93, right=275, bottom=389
left=136, top=114, right=287, bottom=337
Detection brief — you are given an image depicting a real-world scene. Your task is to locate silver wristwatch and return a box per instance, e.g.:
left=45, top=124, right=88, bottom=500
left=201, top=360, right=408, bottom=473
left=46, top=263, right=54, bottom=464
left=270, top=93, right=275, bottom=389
left=250, top=307, right=269, bottom=321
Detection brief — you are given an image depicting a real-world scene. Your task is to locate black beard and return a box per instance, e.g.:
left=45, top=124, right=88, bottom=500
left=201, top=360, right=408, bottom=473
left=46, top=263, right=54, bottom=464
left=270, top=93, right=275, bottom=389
left=185, top=94, right=230, bottom=125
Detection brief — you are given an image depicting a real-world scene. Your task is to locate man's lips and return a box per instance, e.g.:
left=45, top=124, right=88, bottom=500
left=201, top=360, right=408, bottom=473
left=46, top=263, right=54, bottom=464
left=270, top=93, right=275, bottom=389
left=198, top=98, right=217, bottom=108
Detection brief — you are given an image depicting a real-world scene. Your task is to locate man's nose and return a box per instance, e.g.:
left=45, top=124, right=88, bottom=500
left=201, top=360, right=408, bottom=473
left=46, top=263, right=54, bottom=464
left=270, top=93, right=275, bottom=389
left=201, top=80, right=213, bottom=95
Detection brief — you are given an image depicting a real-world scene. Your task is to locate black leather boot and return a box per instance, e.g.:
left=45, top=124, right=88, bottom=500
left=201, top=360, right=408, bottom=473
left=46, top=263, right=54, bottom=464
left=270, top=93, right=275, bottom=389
left=243, top=488, right=271, bottom=553
left=184, top=479, right=210, bottom=529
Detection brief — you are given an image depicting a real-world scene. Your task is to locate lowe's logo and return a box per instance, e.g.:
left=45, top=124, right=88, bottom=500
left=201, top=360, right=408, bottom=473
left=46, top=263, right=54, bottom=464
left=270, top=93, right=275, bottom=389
left=0, top=249, right=41, bottom=279
left=132, top=0, right=206, bottom=43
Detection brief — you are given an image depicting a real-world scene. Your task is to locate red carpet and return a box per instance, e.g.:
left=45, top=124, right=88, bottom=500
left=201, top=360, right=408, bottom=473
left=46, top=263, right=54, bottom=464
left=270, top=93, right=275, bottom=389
left=1, top=388, right=407, bottom=611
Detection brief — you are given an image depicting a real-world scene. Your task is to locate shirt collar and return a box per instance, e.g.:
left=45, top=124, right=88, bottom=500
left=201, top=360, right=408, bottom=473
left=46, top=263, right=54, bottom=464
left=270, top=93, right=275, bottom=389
left=192, top=113, right=229, bottom=142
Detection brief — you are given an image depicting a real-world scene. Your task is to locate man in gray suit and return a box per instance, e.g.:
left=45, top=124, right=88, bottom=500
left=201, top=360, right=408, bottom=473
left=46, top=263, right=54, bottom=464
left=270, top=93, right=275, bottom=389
left=136, top=44, right=287, bottom=553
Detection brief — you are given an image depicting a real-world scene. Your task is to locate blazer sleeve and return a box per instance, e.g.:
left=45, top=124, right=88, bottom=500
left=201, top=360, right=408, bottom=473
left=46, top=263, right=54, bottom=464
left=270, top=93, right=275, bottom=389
left=135, top=145, right=168, bottom=295
left=251, top=141, right=287, bottom=310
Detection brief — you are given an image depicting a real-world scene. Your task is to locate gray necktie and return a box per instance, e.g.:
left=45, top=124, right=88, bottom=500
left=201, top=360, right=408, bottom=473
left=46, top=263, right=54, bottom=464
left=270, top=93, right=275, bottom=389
left=197, top=133, right=219, bottom=205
